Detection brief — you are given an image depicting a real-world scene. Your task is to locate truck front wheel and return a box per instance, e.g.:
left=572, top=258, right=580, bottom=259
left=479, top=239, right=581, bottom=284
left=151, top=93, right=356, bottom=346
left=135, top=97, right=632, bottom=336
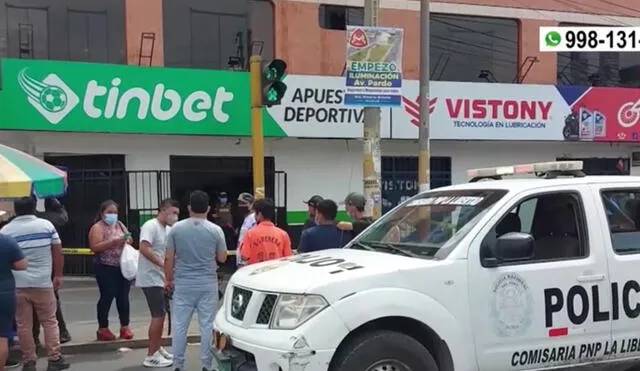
left=331, top=330, right=439, bottom=371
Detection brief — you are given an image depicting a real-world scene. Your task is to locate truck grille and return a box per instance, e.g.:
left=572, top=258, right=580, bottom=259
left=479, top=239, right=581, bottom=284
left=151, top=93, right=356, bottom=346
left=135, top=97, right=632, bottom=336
left=256, top=294, right=278, bottom=324
left=230, top=287, right=252, bottom=320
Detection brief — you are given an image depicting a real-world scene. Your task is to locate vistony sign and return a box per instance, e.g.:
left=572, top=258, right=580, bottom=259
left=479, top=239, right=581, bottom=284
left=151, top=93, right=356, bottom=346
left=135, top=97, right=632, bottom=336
left=2, top=59, right=285, bottom=136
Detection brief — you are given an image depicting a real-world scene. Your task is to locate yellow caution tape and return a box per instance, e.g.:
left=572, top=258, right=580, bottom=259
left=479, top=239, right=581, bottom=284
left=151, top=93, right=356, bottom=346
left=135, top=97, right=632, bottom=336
left=62, top=248, right=94, bottom=256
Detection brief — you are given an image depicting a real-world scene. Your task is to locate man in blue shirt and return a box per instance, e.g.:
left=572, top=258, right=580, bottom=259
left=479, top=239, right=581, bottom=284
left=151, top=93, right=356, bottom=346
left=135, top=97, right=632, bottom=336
left=165, top=190, right=227, bottom=371
left=298, top=199, right=344, bottom=253
left=0, top=233, right=27, bottom=370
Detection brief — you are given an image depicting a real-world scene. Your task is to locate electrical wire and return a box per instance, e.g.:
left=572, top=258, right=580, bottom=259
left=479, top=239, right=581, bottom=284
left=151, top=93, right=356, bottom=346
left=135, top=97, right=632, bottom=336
left=554, top=0, right=631, bottom=26
left=431, top=16, right=517, bottom=44
left=599, top=0, right=640, bottom=16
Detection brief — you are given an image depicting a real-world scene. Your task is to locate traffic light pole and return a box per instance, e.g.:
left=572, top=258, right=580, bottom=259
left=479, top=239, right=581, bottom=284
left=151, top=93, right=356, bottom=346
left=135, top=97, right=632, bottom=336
left=418, top=0, right=431, bottom=192
left=362, top=0, right=382, bottom=220
left=250, top=55, right=266, bottom=200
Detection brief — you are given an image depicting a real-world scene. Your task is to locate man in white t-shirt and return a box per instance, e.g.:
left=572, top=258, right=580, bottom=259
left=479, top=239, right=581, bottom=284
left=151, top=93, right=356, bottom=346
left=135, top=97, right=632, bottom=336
left=136, top=199, right=180, bottom=368
left=236, top=193, right=256, bottom=267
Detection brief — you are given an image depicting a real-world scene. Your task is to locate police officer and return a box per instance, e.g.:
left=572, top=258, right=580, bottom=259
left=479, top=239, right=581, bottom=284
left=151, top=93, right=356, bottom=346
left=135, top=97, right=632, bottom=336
left=211, top=192, right=233, bottom=228
left=210, top=192, right=236, bottom=255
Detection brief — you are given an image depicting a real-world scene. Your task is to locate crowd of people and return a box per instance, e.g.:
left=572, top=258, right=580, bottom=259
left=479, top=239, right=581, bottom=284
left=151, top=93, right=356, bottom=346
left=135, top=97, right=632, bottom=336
left=0, top=189, right=373, bottom=371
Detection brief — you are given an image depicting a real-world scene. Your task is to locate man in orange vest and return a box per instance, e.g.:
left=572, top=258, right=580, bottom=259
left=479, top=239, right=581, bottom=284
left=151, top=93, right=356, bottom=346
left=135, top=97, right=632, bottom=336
left=240, top=199, right=292, bottom=265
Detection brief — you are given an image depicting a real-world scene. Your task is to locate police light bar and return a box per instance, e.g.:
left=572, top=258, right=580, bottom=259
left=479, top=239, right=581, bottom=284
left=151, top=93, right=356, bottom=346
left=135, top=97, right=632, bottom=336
left=467, top=161, right=584, bottom=180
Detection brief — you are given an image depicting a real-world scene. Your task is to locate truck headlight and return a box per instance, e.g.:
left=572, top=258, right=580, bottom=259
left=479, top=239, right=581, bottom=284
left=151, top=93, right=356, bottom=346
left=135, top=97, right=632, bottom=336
left=270, top=294, right=328, bottom=329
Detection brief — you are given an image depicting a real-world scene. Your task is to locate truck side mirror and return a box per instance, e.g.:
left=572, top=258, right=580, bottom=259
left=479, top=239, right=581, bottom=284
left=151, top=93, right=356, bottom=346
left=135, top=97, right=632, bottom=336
left=495, top=232, right=534, bottom=262
left=481, top=232, right=534, bottom=268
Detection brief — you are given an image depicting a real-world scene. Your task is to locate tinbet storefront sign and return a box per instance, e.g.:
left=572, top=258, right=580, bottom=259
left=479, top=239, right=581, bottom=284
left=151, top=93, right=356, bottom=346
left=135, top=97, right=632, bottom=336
left=0, top=59, right=285, bottom=137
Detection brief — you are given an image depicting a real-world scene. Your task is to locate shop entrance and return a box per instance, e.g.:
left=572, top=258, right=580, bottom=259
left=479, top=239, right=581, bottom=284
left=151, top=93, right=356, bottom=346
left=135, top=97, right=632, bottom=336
left=169, top=156, right=276, bottom=218
left=169, top=156, right=285, bottom=249
left=557, top=157, right=630, bottom=175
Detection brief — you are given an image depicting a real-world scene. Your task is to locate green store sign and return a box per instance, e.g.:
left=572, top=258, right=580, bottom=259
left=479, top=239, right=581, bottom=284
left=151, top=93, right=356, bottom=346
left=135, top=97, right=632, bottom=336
left=0, top=59, right=286, bottom=136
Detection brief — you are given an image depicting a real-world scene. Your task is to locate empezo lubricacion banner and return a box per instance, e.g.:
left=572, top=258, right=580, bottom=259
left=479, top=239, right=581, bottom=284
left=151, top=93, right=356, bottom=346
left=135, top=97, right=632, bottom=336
left=2, top=59, right=640, bottom=142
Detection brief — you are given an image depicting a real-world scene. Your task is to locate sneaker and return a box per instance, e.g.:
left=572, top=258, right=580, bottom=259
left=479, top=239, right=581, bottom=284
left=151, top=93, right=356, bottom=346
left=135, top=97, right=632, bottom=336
left=120, top=327, right=134, bottom=340
left=96, top=328, right=116, bottom=341
left=59, top=331, right=72, bottom=344
left=22, top=361, right=36, bottom=371
left=159, top=347, right=173, bottom=360
left=143, top=351, right=173, bottom=368
left=6, top=358, right=21, bottom=369
left=46, top=357, right=70, bottom=371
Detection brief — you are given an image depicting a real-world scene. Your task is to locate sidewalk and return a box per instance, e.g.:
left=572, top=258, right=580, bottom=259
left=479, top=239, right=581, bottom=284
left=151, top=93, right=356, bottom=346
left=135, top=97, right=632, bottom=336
left=31, top=277, right=228, bottom=354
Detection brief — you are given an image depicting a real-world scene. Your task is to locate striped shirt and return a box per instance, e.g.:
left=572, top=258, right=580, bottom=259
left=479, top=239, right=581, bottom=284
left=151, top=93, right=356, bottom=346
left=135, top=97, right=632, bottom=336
left=0, top=215, right=60, bottom=288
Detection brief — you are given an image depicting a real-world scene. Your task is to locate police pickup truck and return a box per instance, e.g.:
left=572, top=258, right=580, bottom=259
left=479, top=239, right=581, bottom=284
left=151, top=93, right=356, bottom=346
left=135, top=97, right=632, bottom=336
left=213, top=161, right=640, bottom=371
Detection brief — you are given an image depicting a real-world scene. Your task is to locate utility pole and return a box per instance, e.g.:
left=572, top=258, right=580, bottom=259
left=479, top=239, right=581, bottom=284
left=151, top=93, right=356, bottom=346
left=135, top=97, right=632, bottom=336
left=417, top=0, right=431, bottom=192
left=362, top=0, right=382, bottom=219
left=249, top=55, right=266, bottom=200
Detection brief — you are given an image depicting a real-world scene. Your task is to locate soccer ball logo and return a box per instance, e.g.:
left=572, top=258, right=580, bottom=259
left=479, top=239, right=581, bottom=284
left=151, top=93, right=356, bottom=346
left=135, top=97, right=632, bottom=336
left=17, top=68, right=80, bottom=125
left=39, top=86, right=67, bottom=113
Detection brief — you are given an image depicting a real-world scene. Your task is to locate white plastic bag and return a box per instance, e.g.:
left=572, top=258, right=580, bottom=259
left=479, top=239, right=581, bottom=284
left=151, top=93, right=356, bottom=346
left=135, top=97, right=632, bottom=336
left=120, top=244, right=139, bottom=280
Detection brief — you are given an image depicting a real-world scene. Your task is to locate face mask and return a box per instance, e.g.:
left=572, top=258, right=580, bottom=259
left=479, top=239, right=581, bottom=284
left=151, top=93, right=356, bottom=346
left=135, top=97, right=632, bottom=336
left=166, top=214, right=178, bottom=225
left=103, top=213, right=118, bottom=225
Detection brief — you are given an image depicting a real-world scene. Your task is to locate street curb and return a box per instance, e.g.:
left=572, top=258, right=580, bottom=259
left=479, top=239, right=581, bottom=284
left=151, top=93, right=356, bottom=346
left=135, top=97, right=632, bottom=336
left=36, top=335, right=202, bottom=356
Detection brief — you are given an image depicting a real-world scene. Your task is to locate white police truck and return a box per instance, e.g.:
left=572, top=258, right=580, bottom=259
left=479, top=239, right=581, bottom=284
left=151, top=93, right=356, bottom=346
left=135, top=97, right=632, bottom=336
left=213, top=161, right=640, bottom=371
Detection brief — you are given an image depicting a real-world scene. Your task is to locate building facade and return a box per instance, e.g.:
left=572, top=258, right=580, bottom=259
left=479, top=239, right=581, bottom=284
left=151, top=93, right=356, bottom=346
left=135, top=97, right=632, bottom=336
left=1, top=0, right=639, bottom=251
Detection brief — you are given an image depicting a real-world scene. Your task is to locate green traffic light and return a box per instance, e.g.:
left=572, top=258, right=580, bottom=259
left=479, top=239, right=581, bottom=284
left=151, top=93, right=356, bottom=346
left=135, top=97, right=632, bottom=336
left=261, top=59, right=287, bottom=106
left=263, top=59, right=287, bottom=82
left=265, top=67, right=277, bottom=81
left=267, top=88, right=278, bottom=102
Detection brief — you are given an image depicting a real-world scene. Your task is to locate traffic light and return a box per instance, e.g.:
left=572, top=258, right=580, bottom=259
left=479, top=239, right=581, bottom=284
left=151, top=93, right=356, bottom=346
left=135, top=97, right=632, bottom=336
left=261, top=59, right=287, bottom=107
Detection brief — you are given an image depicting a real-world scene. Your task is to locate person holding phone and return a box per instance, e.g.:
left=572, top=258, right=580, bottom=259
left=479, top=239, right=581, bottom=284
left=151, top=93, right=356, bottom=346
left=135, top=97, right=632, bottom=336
left=88, top=200, right=134, bottom=342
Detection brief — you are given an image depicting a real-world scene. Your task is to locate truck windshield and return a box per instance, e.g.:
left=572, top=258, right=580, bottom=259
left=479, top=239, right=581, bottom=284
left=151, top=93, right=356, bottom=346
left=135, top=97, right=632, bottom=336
left=351, top=189, right=507, bottom=259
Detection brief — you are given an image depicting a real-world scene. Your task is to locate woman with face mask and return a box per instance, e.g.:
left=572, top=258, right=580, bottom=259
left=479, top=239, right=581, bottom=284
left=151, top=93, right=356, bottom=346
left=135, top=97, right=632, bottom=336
left=88, top=200, right=134, bottom=341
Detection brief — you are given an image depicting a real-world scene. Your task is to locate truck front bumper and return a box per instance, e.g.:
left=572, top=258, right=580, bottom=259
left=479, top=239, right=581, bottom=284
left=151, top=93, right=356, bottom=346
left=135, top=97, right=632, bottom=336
left=213, top=305, right=349, bottom=371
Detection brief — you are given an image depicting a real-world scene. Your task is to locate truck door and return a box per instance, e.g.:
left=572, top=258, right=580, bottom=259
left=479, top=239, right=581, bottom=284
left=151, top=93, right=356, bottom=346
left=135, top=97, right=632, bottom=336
left=596, top=184, right=640, bottom=364
left=467, top=185, right=612, bottom=371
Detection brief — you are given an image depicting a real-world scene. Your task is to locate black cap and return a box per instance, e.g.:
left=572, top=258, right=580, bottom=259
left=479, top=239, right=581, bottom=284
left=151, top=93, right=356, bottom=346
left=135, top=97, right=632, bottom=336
left=44, top=198, right=63, bottom=212
left=303, top=195, right=323, bottom=208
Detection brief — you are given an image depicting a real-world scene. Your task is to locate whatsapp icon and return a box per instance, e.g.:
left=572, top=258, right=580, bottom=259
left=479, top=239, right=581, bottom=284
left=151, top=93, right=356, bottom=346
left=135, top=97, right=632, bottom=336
left=545, top=31, right=561, bottom=47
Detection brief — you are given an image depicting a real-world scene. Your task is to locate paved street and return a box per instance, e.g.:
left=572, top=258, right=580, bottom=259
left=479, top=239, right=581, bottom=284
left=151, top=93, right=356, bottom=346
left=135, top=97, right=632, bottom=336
left=49, top=277, right=227, bottom=345
left=59, top=278, right=151, bottom=335
left=34, top=345, right=211, bottom=370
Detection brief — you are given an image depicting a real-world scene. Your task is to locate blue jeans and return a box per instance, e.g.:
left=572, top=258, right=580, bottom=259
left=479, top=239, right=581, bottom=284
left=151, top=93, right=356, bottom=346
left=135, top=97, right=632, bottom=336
left=172, top=287, right=217, bottom=370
